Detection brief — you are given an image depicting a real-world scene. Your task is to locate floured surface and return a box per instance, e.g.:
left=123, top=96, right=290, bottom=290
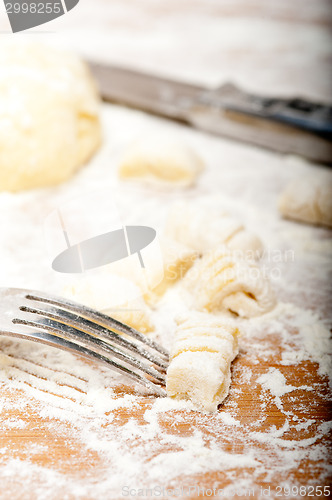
left=0, top=103, right=331, bottom=499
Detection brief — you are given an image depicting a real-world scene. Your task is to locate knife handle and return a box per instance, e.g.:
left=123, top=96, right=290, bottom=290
left=198, top=84, right=332, bottom=139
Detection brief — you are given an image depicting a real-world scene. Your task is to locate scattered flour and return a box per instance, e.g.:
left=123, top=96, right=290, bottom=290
left=1, top=102, right=331, bottom=498
left=0, top=24, right=331, bottom=496
left=218, top=412, right=241, bottom=427
left=257, top=368, right=311, bottom=398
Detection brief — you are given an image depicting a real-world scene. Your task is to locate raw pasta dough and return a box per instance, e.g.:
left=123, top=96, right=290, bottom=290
left=62, top=274, right=154, bottom=333
left=183, top=246, right=276, bottom=318
left=118, top=135, right=204, bottom=186
left=165, top=201, right=263, bottom=258
left=278, top=172, right=332, bottom=227
left=0, top=41, right=102, bottom=192
left=144, top=237, right=198, bottom=303
left=166, top=312, right=240, bottom=413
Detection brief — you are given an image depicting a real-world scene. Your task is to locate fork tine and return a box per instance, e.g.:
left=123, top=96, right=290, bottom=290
left=13, top=315, right=166, bottom=385
left=8, top=322, right=166, bottom=397
left=26, top=292, right=169, bottom=359
left=0, top=287, right=169, bottom=397
left=20, top=304, right=168, bottom=371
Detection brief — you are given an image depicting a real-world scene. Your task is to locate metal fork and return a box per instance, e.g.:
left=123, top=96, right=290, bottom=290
left=0, top=288, right=169, bottom=397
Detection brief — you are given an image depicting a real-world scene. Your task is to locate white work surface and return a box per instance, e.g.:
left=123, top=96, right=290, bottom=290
left=0, top=1, right=331, bottom=499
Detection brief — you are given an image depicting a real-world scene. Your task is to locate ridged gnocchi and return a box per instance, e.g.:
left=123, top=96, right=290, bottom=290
left=183, top=246, right=276, bottom=318
left=166, top=312, right=240, bottom=413
left=165, top=201, right=263, bottom=258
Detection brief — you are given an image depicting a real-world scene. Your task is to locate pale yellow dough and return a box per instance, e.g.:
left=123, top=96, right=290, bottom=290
left=183, top=246, right=276, bottom=318
left=62, top=274, right=154, bottom=333
left=0, top=41, right=102, bottom=192
left=144, top=237, right=198, bottom=303
left=166, top=312, right=240, bottom=413
left=118, top=135, right=204, bottom=186
left=278, top=172, right=332, bottom=228
left=165, top=201, right=263, bottom=258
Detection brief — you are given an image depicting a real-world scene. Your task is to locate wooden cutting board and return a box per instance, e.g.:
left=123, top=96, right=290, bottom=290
left=1, top=333, right=331, bottom=499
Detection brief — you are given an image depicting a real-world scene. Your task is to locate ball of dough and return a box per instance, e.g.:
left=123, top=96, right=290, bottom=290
left=118, top=134, right=204, bottom=186
left=278, top=171, right=332, bottom=228
left=0, top=41, right=102, bottom=192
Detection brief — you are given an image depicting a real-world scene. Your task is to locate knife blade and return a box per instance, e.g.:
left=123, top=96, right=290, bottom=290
left=89, top=61, right=332, bottom=164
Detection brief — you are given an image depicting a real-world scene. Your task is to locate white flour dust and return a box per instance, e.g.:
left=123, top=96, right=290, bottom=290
left=0, top=104, right=331, bottom=498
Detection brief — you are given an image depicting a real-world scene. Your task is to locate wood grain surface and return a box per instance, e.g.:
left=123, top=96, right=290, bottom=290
left=1, top=337, right=331, bottom=499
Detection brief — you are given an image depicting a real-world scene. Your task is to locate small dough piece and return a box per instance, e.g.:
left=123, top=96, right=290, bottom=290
left=226, top=231, right=263, bottom=258
left=110, top=307, right=153, bottom=334
left=183, top=246, right=276, bottom=318
left=118, top=135, right=204, bottom=186
left=0, top=41, right=102, bottom=192
left=145, top=237, right=198, bottom=303
left=165, top=201, right=263, bottom=258
left=166, top=313, right=240, bottom=413
left=62, top=275, right=154, bottom=333
left=278, top=172, right=332, bottom=227
left=104, top=237, right=196, bottom=305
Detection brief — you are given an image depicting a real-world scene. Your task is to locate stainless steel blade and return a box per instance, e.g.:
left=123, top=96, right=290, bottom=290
left=89, top=62, right=332, bottom=163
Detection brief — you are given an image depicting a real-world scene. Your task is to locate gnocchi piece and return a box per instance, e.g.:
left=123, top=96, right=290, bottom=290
left=109, top=307, right=153, bottom=334
left=226, top=230, right=264, bottom=257
left=62, top=274, right=154, bottom=333
left=166, top=313, right=240, bottom=413
left=145, top=237, right=198, bottom=303
left=278, top=172, right=332, bottom=228
left=165, top=201, right=263, bottom=258
left=118, top=135, right=204, bottom=186
left=183, top=246, right=276, bottom=318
